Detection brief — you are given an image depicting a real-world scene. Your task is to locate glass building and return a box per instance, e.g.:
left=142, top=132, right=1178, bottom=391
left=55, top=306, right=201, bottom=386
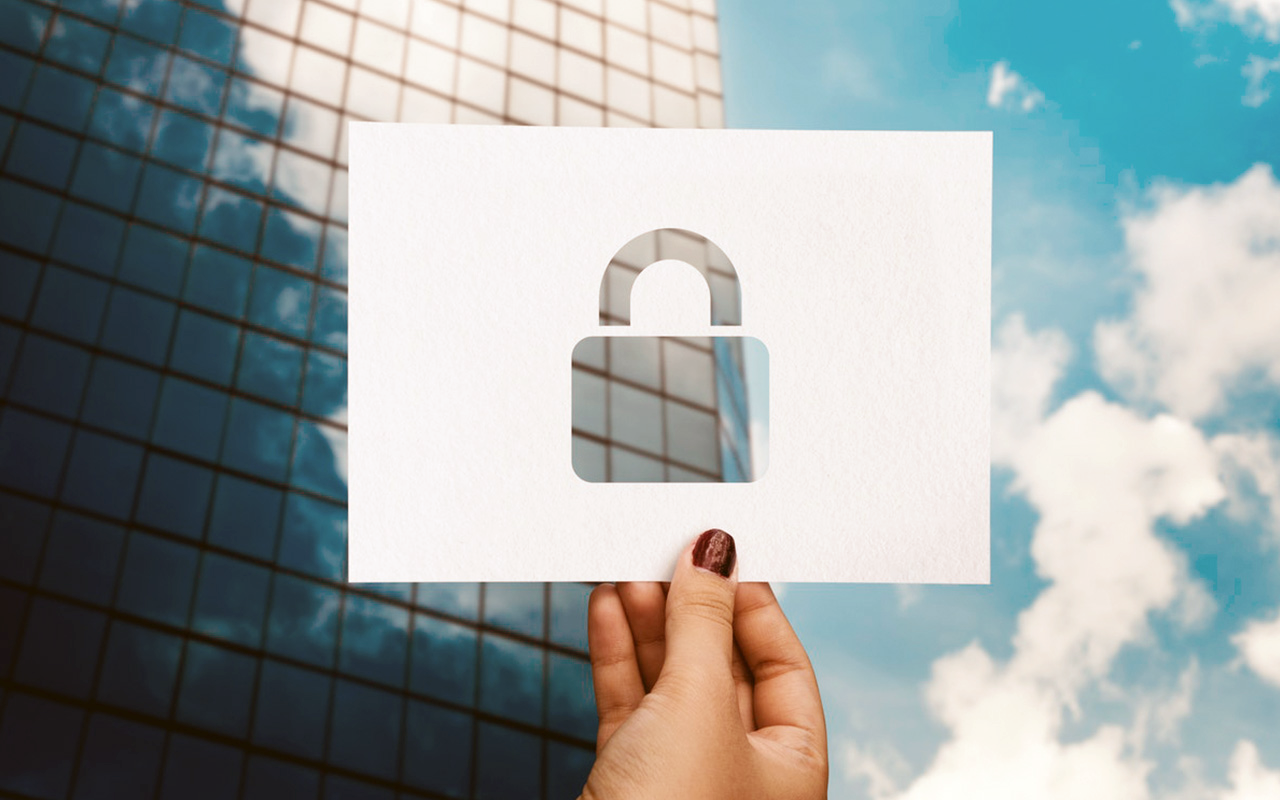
left=0, top=0, right=736, bottom=798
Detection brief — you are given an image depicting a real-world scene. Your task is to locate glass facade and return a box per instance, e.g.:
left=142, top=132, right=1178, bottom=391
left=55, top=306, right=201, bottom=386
left=0, top=0, right=733, bottom=797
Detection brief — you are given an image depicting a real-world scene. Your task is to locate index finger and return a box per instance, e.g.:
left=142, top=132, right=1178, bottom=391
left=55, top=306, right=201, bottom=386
left=733, top=582, right=825, bottom=737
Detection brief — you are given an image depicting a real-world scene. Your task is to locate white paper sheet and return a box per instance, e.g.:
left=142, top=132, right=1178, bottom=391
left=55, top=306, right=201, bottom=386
left=348, top=125, right=991, bottom=583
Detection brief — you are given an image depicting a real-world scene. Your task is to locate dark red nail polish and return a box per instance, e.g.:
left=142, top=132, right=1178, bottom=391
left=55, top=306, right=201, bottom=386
left=692, top=529, right=735, bottom=577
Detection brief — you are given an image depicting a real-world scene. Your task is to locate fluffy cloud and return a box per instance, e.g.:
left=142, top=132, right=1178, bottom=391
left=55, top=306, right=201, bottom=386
left=1232, top=610, right=1280, bottom=687
left=991, top=315, right=1071, bottom=466
left=1221, top=741, right=1280, bottom=799
left=1173, top=0, right=1280, bottom=41
left=885, top=323, right=1225, bottom=798
left=1095, top=164, right=1280, bottom=420
left=987, top=61, right=1045, bottom=112
left=1242, top=54, right=1280, bottom=105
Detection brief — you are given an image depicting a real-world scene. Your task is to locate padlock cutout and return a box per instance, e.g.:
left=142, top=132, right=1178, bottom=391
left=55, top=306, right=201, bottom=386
left=572, top=229, right=767, bottom=484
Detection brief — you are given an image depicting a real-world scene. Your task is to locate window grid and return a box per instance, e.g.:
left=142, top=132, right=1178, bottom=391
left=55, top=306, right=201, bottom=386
left=0, top=0, right=728, bottom=796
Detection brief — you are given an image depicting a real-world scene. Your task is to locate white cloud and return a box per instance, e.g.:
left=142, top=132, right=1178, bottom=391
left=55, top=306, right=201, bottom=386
left=1095, top=164, right=1280, bottom=420
left=991, top=314, right=1072, bottom=466
left=842, top=741, right=909, bottom=800
left=1173, top=0, right=1280, bottom=40
left=886, top=390, right=1224, bottom=800
left=1242, top=54, right=1280, bottom=105
left=1222, top=741, right=1280, bottom=799
left=1232, top=609, right=1280, bottom=687
left=987, top=61, right=1045, bottom=112
left=1213, top=432, right=1280, bottom=534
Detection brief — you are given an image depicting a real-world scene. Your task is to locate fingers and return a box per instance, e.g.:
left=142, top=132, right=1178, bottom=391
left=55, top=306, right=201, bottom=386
left=731, top=641, right=756, bottom=731
left=587, top=584, right=645, bottom=752
left=616, top=581, right=667, bottom=691
left=660, top=529, right=739, bottom=687
left=733, top=582, right=825, bottom=740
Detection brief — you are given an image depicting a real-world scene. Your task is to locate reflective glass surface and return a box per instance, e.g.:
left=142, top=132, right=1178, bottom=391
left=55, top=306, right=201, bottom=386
left=0, top=0, right=728, bottom=796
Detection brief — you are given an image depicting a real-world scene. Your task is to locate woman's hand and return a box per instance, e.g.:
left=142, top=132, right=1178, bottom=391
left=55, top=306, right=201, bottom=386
left=579, top=529, right=828, bottom=799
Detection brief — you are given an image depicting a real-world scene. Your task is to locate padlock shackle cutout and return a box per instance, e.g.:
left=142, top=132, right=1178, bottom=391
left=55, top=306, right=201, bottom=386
left=599, top=228, right=742, bottom=328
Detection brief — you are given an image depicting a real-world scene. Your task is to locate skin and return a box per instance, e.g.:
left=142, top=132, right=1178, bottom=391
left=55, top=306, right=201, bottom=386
left=578, top=537, right=829, bottom=799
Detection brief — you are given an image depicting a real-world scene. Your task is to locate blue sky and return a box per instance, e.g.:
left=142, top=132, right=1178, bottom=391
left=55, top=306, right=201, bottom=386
left=716, top=1, right=1280, bottom=797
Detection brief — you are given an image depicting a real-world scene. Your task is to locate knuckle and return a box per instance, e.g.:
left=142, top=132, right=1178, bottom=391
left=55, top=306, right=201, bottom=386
left=668, top=588, right=735, bottom=629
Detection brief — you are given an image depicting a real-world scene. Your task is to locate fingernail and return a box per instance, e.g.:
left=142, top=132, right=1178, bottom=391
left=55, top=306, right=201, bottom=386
left=692, top=528, right=736, bottom=578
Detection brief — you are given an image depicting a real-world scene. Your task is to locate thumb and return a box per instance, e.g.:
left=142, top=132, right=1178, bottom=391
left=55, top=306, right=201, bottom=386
left=661, top=529, right=739, bottom=685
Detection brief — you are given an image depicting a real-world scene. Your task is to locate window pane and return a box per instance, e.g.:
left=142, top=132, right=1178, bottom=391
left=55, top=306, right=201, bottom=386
left=403, top=700, right=472, bottom=796
left=264, top=572, right=339, bottom=667
left=39, top=512, right=125, bottom=605
left=190, top=553, right=270, bottom=646
left=547, top=653, right=596, bottom=739
left=300, top=349, right=346, bottom=421
left=30, top=266, right=109, bottom=343
left=478, top=633, right=544, bottom=725
left=571, top=369, right=606, bottom=436
left=0, top=491, right=49, bottom=584
left=25, top=63, right=96, bottom=130
left=151, top=377, right=228, bottom=461
left=243, top=756, right=319, bottom=800
left=0, top=692, right=83, bottom=799
left=183, top=245, right=253, bottom=317
left=120, top=0, right=181, bottom=44
left=81, top=357, right=160, bottom=439
left=164, top=55, right=227, bottom=116
left=96, top=621, right=182, bottom=716
left=225, top=77, right=284, bottom=137
left=248, top=263, right=313, bottom=337
left=169, top=309, right=241, bottom=385
left=158, top=734, right=243, bottom=800
left=175, top=641, right=258, bottom=737
left=272, top=149, right=331, bottom=215
left=14, top=597, right=107, bottom=697
left=416, top=583, right=480, bottom=619
left=177, top=6, right=237, bottom=65
left=135, top=454, right=215, bottom=539
left=608, top=335, right=660, bottom=387
left=8, top=333, right=91, bottom=419
left=546, top=742, right=596, bottom=800
left=276, top=491, right=345, bottom=580
left=115, top=531, right=198, bottom=626
left=474, top=723, right=541, bottom=800
left=609, top=382, right=662, bottom=455
left=75, top=714, right=165, bottom=800
left=339, top=594, right=409, bottom=686
left=208, top=474, right=282, bottom=560
left=88, top=87, right=151, bottom=153
left=484, top=583, right=544, bottom=638
left=549, top=583, right=591, bottom=650
left=7, top=122, right=78, bottom=188
left=60, top=429, right=144, bottom=519
left=327, top=680, right=402, bottom=780
left=252, top=659, right=331, bottom=759
left=222, top=397, right=294, bottom=481
left=150, top=109, right=215, bottom=172
left=0, top=251, right=40, bottom=320
left=290, top=421, right=346, bottom=500
left=99, top=287, right=176, bottom=365
left=210, top=127, right=273, bottom=194
left=52, top=202, right=126, bottom=276
left=410, top=614, right=477, bottom=703
left=0, top=179, right=62, bottom=254
left=0, top=409, right=73, bottom=498
left=199, top=186, right=265, bottom=253
left=118, top=223, right=189, bottom=297
left=261, top=205, right=322, bottom=270
left=665, top=400, right=718, bottom=472
left=134, top=163, right=202, bottom=233
left=0, top=1, right=50, bottom=53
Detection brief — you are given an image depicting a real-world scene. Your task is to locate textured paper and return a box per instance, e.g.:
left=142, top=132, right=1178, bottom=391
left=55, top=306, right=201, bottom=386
left=348, top=125, right=991, bottom=583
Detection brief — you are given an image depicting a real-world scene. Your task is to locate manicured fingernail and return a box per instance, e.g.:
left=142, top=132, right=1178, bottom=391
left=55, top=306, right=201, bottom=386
left=692, top=528, right=736, bottom=578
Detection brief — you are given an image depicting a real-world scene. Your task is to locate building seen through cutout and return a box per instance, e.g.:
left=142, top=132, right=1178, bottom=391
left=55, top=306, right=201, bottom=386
left=0, top=0, right=736, bottom=797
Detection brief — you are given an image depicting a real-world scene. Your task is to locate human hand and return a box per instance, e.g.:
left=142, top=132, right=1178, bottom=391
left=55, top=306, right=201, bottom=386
left=578, top=529, right=828, bottom=800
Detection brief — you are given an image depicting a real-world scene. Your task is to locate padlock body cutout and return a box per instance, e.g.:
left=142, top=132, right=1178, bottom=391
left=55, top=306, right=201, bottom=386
left=571, top=335, right=768, bottom=483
